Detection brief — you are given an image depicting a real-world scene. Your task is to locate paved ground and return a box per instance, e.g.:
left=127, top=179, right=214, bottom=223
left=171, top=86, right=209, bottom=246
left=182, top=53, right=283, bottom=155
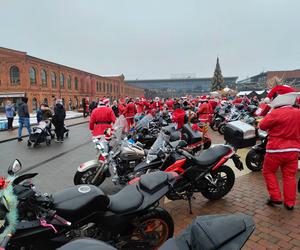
left=0, top=122, right=300, bottom=249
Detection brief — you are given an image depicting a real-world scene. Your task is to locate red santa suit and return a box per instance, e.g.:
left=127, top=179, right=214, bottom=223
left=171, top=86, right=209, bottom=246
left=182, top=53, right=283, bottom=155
left=89, top=105, right=116, bottom=136
left=259, top=106, right=300, bottom=207
left=197, top=102, right=213, bottom=123
left=136, top=101, right=145, bottom=114
left=151, top=101, right=162, bottom=111
left=165, top=99, right=174, bottom=112
left=123, top=102, right=137, bottom=127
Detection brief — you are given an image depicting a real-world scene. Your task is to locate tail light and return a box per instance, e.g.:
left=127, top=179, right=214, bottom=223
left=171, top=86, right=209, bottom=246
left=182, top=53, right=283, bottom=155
left=128, top=177, right=140, bottom=185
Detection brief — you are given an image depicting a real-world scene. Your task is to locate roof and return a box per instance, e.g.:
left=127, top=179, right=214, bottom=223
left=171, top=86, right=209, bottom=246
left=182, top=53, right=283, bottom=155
left=0, top=47, right=123, bottom=81
left=126, top=76, right=238, bottom=83
left=267, top=70, right=300, bottom=80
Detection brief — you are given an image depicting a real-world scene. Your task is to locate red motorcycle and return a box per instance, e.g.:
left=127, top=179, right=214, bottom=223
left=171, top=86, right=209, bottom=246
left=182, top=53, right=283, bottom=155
left=132, top=133, right=243, bottom=213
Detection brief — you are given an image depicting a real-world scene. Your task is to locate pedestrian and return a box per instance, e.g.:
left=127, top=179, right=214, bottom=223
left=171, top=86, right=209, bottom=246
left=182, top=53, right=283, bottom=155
left=82, top=98, right=87, bottom=118
left=123, top=98, right=137, bottom=128
left=89, top=99, right=116, bottom=136
left=111, top=100, right=119, bottom=117
left=17, top=97, right=31, bottom=142
left=259, top=92, right=300, bottom=210
left=5, top=100, right=15, bottom=130
left=68, top=98, right=72, bottom=111
left=53, top=100, right=66, bottom=143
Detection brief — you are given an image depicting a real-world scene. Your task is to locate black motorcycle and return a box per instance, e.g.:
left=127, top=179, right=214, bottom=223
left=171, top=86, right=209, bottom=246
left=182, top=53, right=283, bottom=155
left=245, top=132, right=267, bottom=171
left=0, top=160, right=176, bottom=249
left=58, top=213, right=255, bottom=250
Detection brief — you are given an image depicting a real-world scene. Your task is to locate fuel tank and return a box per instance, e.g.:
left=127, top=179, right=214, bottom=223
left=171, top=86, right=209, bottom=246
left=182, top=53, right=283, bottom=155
left=120, top=144, right=145, bottom=161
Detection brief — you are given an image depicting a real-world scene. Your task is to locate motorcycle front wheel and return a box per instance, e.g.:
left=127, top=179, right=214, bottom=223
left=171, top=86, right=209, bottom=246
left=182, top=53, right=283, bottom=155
left=245, top=149, right=264, bottom=172
left=201, top=165, right=235, bottom=200
left=218, top=123, right=226, bottom=135
left=129, top=208, right=174, bottom=249
left=73, top=166, right=106, bottom=186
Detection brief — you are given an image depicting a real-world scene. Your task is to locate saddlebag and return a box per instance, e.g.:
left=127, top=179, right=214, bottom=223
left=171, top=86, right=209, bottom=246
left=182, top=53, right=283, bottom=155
left=224, top=121, right=256, bottom=149
left=182, top=124, right=202, bottom=144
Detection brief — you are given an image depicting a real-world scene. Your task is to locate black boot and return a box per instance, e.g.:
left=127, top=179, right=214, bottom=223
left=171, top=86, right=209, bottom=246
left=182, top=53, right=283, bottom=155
left=284, top=204, right=294, bottom=211
left=266, top=199, right=282, bottom=207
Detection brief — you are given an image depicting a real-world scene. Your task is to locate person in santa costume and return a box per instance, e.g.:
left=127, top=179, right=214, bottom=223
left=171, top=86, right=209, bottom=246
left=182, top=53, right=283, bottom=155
left=258, top=85, right=296, bottom=116
left=259, top=92, right=300, bottom=210
left=89, top=98, right=116, bottom=137
left=151, top=97, right=162, bottom=111
left=197, top=96, right=213, bottom=123
left=165, top=97, right=174, bottom=112
left=123, top=98, right=137, bottom=128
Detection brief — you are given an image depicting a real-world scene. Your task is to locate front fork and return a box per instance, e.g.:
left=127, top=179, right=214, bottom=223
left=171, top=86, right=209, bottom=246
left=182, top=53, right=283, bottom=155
left=91, top=161, right=109, bottom=184
left=231, top=154, right=244, bottom=171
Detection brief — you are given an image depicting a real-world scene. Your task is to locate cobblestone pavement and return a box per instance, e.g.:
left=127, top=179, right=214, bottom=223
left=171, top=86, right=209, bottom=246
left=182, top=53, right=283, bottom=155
left=163, top=171, right=300, bottom=250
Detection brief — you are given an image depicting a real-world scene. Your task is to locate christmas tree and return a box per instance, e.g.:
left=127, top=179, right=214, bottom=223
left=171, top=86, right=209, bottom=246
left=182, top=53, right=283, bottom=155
left=211, top=57, right=224, bottom=91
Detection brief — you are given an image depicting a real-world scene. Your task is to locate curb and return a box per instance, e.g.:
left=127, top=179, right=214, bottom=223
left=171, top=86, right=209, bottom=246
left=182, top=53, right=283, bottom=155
left=0, top=120, right=88, bottom=144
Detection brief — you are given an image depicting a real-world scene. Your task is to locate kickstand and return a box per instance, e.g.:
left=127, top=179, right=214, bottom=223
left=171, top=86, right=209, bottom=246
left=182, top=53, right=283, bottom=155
left=187, top=194, right=195, bottom=214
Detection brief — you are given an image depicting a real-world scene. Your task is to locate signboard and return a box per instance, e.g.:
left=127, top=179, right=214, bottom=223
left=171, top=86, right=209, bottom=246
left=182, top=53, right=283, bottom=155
left=0, top=92, right=25, bottom=98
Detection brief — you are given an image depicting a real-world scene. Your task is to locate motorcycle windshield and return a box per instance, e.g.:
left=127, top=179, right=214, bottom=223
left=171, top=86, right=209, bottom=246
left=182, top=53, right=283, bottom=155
left=146, top=132, right=167, bottom=162
left=135, top=114, right=153, bottom=131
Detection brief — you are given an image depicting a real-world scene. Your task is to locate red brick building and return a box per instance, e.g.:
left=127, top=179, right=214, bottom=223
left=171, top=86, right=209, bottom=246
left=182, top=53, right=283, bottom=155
left=0, top=47, right=144, bottom=111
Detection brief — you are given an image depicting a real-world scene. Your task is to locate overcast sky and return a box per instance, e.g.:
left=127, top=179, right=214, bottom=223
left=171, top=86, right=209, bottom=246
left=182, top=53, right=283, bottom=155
left=1, top=0, right=300, bottom=80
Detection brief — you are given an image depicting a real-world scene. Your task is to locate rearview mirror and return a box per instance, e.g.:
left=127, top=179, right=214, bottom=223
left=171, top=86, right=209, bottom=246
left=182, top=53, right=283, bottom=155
left=8, top=159, right=22, bottom=175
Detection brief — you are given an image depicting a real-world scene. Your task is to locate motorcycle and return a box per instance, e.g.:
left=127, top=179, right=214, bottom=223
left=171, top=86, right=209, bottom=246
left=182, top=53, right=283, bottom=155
left=245, top=131, right=267, bottom=172
left=58, top=213, right=255, bottom=250
left=132, top=132, right=243, bottom=213
left=0, top=160, right=177, bottom=249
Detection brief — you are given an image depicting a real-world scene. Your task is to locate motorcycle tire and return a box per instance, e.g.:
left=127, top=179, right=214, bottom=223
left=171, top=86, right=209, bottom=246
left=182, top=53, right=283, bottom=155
left=130, top=208, right=174, bottom=248
left=201, top=165, right=235, bottom=200
left=245, top=149, right=263, bottom=172
left=73, top=166, right=106, bottom=186
left=218, top=124, right=226, bottom=135
left=210, top=121, right=219, bottom=131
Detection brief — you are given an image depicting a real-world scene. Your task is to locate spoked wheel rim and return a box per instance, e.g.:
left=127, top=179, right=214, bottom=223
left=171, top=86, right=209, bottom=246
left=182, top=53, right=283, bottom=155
left=80, top=168, right=97, bottom=184
left=132, top=218, right=169, bottom=248
left=207, top=171, right=229, bottom=194
left=249, top=154, right=263, bottom=169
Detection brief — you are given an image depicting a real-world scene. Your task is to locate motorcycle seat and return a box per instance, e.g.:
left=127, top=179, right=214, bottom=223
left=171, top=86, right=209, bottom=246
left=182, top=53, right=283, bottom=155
left=193, top=145, right=231, bottom=167
left=108, top=184, right=144, bottom=214
left=139, top=171, right=169, bottom=194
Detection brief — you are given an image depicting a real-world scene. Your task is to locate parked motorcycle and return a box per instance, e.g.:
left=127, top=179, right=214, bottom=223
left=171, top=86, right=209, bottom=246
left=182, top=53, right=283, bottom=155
left=131, top=131, right=243, bottom=213
left=58, top=213, right=255, bottom=250
left=0, top=160, right=177, bottom=249
left=245, top=131, right=267, bottom=172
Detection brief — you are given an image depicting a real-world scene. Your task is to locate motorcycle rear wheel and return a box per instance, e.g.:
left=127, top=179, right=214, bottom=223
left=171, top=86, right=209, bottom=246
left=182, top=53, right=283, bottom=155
left=201, top=165, right=235, bottom=200
left=130, top=208, right=174, bottom=249
left=245, top=149, right=263, bottom=172
left=73, top=166, right=106, bottom=186
left=218, top=123, right=226, bottom=135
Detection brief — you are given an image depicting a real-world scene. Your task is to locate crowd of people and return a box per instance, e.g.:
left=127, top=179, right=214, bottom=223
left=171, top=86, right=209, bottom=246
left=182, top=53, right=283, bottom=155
left=88, top=85, right=300, bottom=210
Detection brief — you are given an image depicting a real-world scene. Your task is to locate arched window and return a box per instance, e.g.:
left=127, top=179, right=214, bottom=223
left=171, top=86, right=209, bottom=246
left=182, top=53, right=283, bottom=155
left=67, top=75, right=72, bottom=89
left=29, top=67, right=36, bottom=85
left=41, top=69, right=47, bottom=86
left=51, top=72, right=57, bottom=88
left=110, top=83, right=112, bottom=93
left=74, top=77, right=78, bottom=90
left=103, top=82, right=106, bottom=92
left=99, top=82, right=102, bottom=92
left=60, top=73, right=64, bottom=88
left=32, top=97, right=37, bottom=111
left=10, top=66, right=20, bottom=85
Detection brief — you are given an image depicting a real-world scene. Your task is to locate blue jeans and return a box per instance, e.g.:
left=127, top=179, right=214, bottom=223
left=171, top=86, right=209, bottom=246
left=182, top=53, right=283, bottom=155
left=18, top=117, right=31, bottom=138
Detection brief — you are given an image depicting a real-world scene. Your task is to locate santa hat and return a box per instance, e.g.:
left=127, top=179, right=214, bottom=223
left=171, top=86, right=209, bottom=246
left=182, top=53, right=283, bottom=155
left=98, top=98, right=110, bottom=106
left=154, top=97, right=160, bottom=102
left=200, top=95, right=207, bottom=102
left=269, top=92, right=300, bottom=108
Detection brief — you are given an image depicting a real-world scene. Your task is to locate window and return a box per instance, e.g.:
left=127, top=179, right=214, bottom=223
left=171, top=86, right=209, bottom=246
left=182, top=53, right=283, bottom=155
left=99, top=82, right=102, bottom=92
left=60, top=73, right=64, bottom=88
left=10, top=66, right=20, bottom=85
left=51, top=72, right=57, bottom=88
left=103, top=82, right=106, bottom=92
left=96, top=81, right=99, bottom=92
left=43, top=98, right=48, bottom=105
left=29, top=67, right=36, bottom=85
left=74, top=77, right=78, bottom=90
left=110, top=83, right=112, bottom=93
left=67, top=75, right=72, bottom=89
left=41, top=69, right=47, bottom=86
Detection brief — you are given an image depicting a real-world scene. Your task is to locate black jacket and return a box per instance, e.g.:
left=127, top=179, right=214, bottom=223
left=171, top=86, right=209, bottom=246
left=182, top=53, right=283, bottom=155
left=53, top=104, right=66, bottom=123
left=17, top=102, right=30, bottom=118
